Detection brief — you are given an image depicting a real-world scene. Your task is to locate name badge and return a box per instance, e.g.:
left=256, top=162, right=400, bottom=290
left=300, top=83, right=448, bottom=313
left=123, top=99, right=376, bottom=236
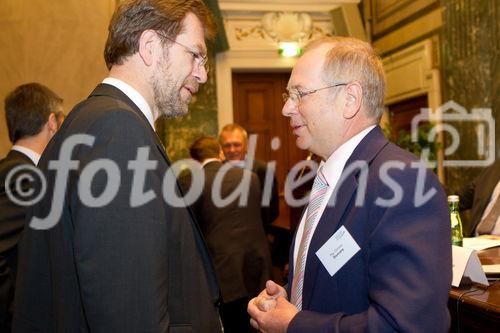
left=315, top=225, right=360, bottom=276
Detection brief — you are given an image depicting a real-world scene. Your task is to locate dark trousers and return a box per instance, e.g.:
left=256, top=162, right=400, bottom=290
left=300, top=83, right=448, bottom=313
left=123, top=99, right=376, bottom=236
left=220, top=297, right=256, bottom=333
left=0, top=254, right=15, bottom=333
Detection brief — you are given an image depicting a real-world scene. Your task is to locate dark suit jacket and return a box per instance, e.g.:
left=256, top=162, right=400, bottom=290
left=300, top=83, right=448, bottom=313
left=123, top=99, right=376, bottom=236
left=252, top=159, right=279, bottom=229
left=287, top=126, right=452, bottom=333
left=459, top=160, right=500, bottom=236
left=0, top=150, right=35, bottom=330
left=13, top=84, right=222, bottom=333
left=179, top=161, right=272, bottom=303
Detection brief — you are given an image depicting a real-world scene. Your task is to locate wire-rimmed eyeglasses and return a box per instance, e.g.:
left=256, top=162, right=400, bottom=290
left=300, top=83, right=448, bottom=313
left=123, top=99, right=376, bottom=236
left=155, top=31, right=209, bottom=73
left=282, top=83, right=348, bottom=105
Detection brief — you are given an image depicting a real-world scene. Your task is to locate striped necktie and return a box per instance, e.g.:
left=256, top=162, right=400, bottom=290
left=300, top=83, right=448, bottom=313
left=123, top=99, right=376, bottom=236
left=290, top=166, right=329, bottom=310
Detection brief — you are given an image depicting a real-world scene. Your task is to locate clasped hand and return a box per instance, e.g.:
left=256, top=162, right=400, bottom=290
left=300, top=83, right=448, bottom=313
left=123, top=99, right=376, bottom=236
left=247, top=280, right=299, bottom=333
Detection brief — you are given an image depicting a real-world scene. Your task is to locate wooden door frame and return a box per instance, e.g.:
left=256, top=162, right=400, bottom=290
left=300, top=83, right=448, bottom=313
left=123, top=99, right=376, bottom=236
left=215, top=50, right=297, bottom=130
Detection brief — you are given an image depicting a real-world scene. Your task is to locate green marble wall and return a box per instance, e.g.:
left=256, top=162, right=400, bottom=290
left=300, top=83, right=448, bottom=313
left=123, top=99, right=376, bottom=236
left=440, top=0, right=499, bottom=193
left=155, top=54, right=218, bottom=162
left=155, top=0, right=227, bottom=162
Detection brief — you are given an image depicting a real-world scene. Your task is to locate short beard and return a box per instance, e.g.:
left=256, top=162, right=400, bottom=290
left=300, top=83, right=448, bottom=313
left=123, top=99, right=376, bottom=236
left=150, top=53, right=188, bottom=119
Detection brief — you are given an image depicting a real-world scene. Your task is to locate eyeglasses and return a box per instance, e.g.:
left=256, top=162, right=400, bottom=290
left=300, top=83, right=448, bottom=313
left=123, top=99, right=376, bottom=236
left=155, top=31, right=209, bottom=73
left=282, top=83, right=348, bottom=105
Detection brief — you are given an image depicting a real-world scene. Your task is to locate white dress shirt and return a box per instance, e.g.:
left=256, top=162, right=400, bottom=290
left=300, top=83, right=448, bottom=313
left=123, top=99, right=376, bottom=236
left=202, top=158, right=220, bottom=167
left=293, top=125, right=376, bottom=270
left=102, top=77, right=155, bottom=130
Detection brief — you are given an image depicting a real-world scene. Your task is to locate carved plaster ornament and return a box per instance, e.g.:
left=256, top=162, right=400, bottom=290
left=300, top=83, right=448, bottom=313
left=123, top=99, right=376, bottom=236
left=261, top=12, right=312, bottom=43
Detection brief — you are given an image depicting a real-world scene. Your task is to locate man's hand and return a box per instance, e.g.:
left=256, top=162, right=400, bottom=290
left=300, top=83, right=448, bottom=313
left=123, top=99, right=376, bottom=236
left=248, top=280, right=298, bottom=333
left=254, top=280, right=286, bottom=312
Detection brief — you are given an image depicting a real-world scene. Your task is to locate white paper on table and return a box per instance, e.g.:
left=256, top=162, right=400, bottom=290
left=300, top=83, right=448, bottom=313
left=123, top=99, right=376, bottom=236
left=463, top=237, right=500, bottom=251
left=452, top=245, right=489, bottom=287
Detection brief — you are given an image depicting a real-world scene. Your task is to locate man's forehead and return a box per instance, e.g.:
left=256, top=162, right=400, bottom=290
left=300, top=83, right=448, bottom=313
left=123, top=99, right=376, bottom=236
left=178, top=12, right=207, bottom=53
left=222, top=130, right=244, bottom=141
left=287, top=48, right=327, bottom=90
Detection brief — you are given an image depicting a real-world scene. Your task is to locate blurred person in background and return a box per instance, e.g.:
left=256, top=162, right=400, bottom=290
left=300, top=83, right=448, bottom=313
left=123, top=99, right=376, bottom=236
left=1, top=82, right=61, bottom=331
left=179, top=136, right=272, bottom=333
left=458, top=159, right=500, bottom=236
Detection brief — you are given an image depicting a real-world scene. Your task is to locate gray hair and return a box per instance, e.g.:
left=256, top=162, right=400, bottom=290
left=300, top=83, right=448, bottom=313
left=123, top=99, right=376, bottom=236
left=304, top=36, right=386, bottom=120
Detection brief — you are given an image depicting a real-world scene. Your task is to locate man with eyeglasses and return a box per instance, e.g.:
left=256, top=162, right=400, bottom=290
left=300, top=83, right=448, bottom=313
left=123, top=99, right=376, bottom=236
left=13, top=1, right=223, bottom=332
left=248, top=37, right=451, bottom=332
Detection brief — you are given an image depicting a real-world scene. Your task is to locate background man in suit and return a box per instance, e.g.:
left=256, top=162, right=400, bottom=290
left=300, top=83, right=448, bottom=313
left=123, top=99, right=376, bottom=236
left=0, top=83, right=60, bottom=331
left=219, top=123, right=279, bottom=230
left=219, top=123, right=287, bottom=283
left=458, top=159, right=500, bottom=236
left=179, top=136, right=272, bottom=333
left=14, top=1, right=223, bottom=332
left=248, top=36, right=451, bottom=333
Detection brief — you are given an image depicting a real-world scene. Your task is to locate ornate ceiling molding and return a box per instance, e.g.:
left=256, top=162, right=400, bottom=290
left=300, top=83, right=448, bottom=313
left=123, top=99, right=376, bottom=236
left=218, top=1, right=363, bottom=51
left=233, top=11, right=332, bottom=47
left=261, top=12, right=312, bottom=42
left=218, top=0, right=359, bottom=14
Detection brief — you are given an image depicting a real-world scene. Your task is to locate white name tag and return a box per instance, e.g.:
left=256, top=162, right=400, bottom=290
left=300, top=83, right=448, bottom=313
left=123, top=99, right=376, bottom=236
left=315, top=225, right=361, bottom=276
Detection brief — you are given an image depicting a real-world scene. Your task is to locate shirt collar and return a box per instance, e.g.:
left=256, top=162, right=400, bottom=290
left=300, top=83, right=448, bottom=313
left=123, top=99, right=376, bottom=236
left=227, top=160, right=246, bottom=168
left=11, top=145, right=41, bottom=165
left=321, top=125, right=376, bottom=182
left=202, top=158, right=221, bottom=167
left=102, top=77, right=155, bottom=130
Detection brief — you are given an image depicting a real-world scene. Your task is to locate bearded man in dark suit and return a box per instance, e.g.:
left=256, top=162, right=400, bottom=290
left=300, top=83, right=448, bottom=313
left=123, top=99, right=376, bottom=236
left=0, top=83, right=61, bottom=331
left=13, top=1, right=223, bottom=332
left=179, top=136, right=272, bottom=333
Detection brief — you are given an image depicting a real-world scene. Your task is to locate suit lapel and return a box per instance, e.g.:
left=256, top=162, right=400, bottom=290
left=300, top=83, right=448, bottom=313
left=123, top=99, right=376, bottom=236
left=301, top=126, right=389, bottom=309
left=302, top=173, right=359, bottom=309
left=473, top=160, right=500, bottom=231
left=479, top=161, right=500, bottom=207
left=89, top=84, right=221, bottom=303
left=89, top=84, right=171, bottom=166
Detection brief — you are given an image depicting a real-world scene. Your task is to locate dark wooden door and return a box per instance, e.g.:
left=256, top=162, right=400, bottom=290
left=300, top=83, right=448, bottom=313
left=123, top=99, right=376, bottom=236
left=387, top=94, right=428, bottom=138
left=232, top=72, right=309, bottom=229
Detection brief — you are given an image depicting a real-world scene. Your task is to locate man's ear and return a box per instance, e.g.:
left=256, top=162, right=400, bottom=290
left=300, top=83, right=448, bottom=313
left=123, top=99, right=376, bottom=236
left=343, top=82, right=363, bottom=119
left=47, top=113, right=58, bottom=135
left=138, top=30, right=160, bottom=67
